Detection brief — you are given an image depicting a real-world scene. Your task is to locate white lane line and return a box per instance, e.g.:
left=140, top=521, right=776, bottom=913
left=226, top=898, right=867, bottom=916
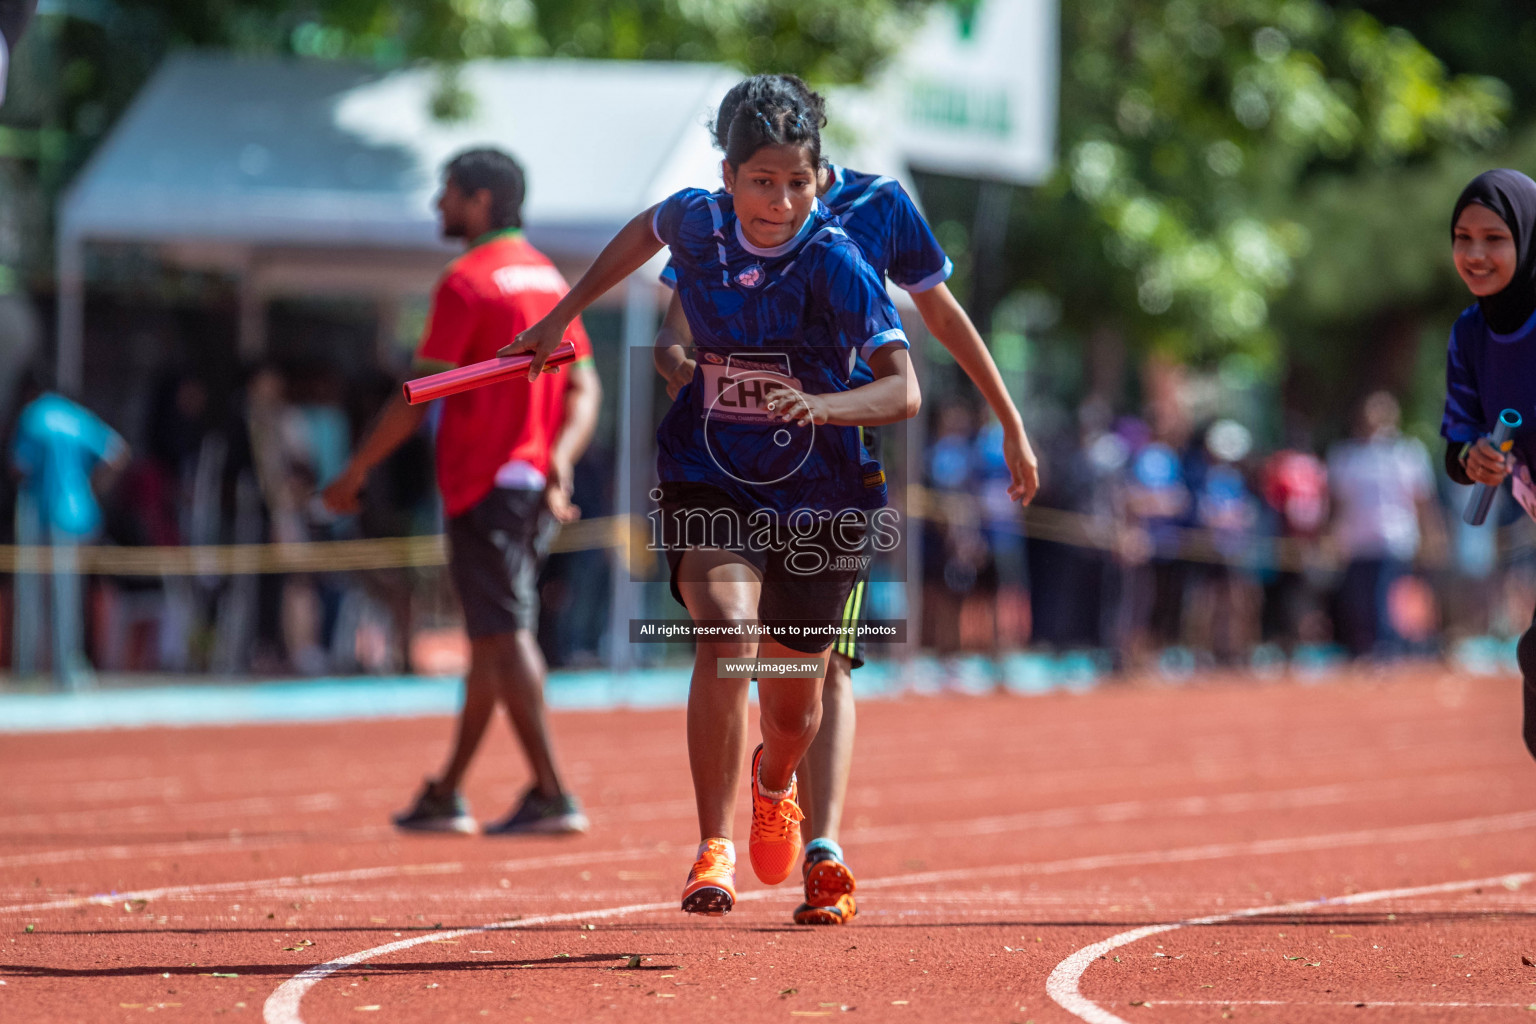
left=0, top=792, right=381, bottom=832
left=845, top=773, right=1496, bottom=845
left=0, top=792, right=699, bottom=833
left=1046, top=872, right=1535, bottom=1024
left=15, top=806, right=1534, bottom=917
left=3, top=774, right=1501, bottom=898
left=862, top=808, right=1536, bottom=890
left=1155, top=1007, right=1536, bottom=1013
left=264, top=810, right=1536, bottom=1024
left=0, top=863, right=462, bottom=916
left=0, top=827, right=397, bottom=870
left=0, top=847, right=659, bottom=915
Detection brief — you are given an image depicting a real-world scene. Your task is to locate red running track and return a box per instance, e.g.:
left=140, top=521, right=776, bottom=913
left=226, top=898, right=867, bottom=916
left=3, top=665, right=1536, bottom=1023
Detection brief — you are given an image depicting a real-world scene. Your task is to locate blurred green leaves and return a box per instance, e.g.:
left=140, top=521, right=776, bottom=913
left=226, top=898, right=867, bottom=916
left=1, top=0, right=937, bottom=279
left=1049, top=0, right=1508, bottom=362
left=113, top=0, right=931, bottom=85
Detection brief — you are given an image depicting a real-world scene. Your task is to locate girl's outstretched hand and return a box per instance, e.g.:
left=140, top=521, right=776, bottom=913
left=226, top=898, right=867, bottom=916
left=499, top=317, right=568, bottom=380
left=1003, top=427, right=1040, bottom=506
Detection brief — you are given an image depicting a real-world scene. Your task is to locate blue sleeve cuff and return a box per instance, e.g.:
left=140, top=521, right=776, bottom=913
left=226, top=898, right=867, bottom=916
left=897, top=257, right=954, bottom=294
left=861, top=328, right=910, bottom=363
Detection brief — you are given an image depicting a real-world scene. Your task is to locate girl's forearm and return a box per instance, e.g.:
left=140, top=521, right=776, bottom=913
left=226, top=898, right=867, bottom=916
left=548, top=208, right=665, bottom=329
left=815, top=375, right=917, bottom=426
left=913, top=285, right=1023, bottom=431
left=654, top=294, right=693, bottom=379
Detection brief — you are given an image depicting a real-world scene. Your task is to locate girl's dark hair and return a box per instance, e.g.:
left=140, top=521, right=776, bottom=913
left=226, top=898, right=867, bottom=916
left=445, top=147, right=526, bottom=230
left=712, top=74, right=827, bottom=170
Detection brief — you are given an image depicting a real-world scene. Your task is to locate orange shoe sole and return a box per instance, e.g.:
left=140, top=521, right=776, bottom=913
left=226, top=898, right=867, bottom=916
left=793, top=892, right=857, bottom=925
left=681, top=883, right=735, bottom=916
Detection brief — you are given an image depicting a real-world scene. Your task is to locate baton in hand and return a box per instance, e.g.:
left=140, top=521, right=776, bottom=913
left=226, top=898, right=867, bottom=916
left=1463, top=408, right=1522, bottom=526
left=402, top=340, right=579, bottom=405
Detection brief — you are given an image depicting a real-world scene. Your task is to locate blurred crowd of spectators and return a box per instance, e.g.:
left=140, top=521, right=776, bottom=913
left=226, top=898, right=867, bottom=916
left=925, top=381, right=1534, bottom=677
left=9, top=361, right=443, bottom=677
left=7, top=354, right=1534, bottom=681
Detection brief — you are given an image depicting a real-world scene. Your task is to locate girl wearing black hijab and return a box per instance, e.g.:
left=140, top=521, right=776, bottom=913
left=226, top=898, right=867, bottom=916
left=0, top=0, right=36, bottom=106
left=1441, top=168, right=1536, bottom=759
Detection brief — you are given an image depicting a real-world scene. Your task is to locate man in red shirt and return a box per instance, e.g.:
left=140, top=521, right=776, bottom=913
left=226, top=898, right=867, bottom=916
left=324, top=149, right=600, bottom=835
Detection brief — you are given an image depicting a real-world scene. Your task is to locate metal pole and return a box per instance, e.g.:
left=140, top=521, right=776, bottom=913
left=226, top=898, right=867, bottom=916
left=606, top=276, right=657, bottom=673
left=55, top=233, right=84, bottom=394
left=237, top=252, right=267, bottom=361
left=969, top=179, right=1014, bottom=334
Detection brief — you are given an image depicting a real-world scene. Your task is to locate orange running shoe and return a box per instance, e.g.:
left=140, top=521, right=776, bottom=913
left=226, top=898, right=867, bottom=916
left=681, top=838, right=736, bottom=916
left=748, top=744, right=804, bottom=885
left=793, top=849, right=858, bottom=925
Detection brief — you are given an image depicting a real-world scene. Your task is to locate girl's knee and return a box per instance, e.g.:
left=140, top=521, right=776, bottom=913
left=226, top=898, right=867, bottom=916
left=760, top=700, right=821, bottom=745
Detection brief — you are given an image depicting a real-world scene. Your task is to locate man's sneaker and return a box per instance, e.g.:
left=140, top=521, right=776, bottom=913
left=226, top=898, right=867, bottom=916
left=792, top=847, right=858, bottom=925
left=392, top=780, right=477, bottom=834
left=747, top=744, right=804, bottom=884
left=483, top=788, right=590, bottom=836
left=681, top=839, right=737, bottom=916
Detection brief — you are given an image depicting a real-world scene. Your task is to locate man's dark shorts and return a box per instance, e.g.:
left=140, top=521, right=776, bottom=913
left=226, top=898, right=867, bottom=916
left=447, top=487, right=558, bottom=639
left=657, top=481, right=868, bottom=656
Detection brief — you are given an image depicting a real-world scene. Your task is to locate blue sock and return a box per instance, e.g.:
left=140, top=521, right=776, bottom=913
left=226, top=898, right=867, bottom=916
left=804, top=838, right=844, bottom=864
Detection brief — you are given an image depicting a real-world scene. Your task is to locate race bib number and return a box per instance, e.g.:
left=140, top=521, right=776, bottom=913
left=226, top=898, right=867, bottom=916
left=700, top=354, right=804, bottom=425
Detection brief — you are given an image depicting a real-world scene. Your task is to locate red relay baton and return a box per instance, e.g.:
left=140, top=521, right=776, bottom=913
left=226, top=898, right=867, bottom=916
left=402, top=340, right=579, bottom=404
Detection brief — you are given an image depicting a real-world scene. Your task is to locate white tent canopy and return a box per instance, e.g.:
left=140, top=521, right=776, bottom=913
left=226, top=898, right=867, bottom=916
left=56, top=52, right=924, bottom=384
left=59, top=55, right=746, bottom=253
left=54, top=53, right=761, bottom=385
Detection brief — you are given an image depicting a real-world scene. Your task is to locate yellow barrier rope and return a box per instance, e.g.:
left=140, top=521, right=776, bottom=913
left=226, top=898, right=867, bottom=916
left=0, top=489, right=1501, bottom=576
left=0, top=514, right=631, bottom=575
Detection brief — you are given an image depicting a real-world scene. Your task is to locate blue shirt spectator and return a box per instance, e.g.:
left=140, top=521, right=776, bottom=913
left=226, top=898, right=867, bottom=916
left=12, top=391, right=126, bottom=537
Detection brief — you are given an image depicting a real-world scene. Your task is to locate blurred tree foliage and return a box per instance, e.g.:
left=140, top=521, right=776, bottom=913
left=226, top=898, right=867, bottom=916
left=986, top=0, right=1509, bottom=377
left=15, top=0, right=932, bottom=144
left=0, top=0, right=931, bottom=279
left=1353, top=1, right=1536, bottom=110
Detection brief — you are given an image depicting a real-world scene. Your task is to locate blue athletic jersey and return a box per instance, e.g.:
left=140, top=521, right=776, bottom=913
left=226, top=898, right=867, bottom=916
left=820, top=164, right=952, bottom=292
left=1441, top=304, right=1536, bottom=470
left=660, top=164, right=951, bottom=390
left=651, top=186, right=909, bottom=514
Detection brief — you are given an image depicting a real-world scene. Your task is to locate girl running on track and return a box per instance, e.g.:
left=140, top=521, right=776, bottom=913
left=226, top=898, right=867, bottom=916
left=1441, top=168, right=1536, bottom=760
left=506, top=76, right=920, bottom=916
left=654, top=73, right=1040, bottom=926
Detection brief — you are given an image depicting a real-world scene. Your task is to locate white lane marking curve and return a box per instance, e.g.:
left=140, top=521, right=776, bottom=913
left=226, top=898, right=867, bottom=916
left=262, top=900, right=679, bottom=1024
left=264, top=808, right=1536, bottom=1024
left=1046, top=871, right=1535, bottom=1024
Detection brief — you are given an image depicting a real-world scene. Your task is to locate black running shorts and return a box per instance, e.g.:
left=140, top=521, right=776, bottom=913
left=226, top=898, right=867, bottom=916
left=657, top=481, right=868, bottom=655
